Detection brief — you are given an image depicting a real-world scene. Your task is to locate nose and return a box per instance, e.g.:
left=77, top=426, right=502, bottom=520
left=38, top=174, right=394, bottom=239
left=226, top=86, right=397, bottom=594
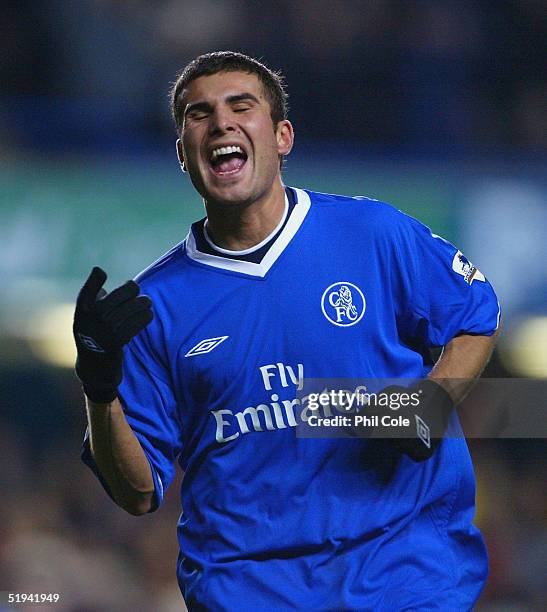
left=209, top=106, right=236, bottom=135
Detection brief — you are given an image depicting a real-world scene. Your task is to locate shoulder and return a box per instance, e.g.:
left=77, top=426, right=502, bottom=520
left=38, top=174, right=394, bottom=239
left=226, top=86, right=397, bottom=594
left=301, top=187, right=417, bottom=233
left=133, top=239, right=189, bottom=294
left=130, top=238, right=196, bottom=348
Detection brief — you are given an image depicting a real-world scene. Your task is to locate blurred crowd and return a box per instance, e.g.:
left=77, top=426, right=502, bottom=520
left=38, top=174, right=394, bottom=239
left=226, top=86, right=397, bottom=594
left=0, top=360, right=184, bottom=611
left=2, top=0, right=546, bottom=154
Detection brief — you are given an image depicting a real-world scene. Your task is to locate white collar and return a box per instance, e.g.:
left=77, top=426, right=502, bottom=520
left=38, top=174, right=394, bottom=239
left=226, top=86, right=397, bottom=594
left=185, top=188, right=311, bottom=278
left=202, top=192, right=289, bottom=256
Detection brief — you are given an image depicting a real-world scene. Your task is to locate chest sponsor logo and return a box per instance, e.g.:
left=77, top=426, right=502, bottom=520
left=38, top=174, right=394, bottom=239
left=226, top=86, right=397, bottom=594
left=212, top=362, right=305, bottom=443
left=452, top=251, right=485, bottom=285
left=185, top=335, right=229, bottom=357
left=321, top=282, right=366, bottom=327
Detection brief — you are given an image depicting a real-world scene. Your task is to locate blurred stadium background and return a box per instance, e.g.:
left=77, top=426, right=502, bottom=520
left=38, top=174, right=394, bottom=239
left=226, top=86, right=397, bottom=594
left=1, top=1, right=546, bottom=610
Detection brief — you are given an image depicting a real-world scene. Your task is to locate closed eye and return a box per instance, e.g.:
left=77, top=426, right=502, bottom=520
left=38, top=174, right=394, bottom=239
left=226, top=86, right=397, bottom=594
left=184, top=101, right=213, bottom=122
left=187, top=111, right=209, bottom=120
left=233, top=105, right=251, bottom=111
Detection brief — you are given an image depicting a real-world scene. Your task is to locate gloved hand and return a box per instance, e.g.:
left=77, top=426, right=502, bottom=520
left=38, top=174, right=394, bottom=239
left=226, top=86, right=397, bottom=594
left=357, top=379, right=454, bottom=462
left=73, top=267, right=153, bottom=403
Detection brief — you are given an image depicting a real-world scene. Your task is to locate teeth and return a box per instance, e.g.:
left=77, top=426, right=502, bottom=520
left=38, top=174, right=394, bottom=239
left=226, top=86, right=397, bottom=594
left=211, top=145, right=243, bottom=161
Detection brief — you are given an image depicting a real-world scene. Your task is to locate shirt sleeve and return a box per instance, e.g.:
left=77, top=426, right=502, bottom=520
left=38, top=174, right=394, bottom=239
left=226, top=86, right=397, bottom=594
left=81, top=328, right=183, bottom=512
left=394, top=213, right=501, bottom=347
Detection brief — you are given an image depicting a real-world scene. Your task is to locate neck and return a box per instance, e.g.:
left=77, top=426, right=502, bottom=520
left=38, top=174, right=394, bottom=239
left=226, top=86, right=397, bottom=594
left=204, top=179, right=287, bottom=251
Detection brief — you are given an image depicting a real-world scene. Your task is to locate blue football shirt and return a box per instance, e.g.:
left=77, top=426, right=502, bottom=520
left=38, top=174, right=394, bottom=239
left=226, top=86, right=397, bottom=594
left=83, top=187, right=500, bottom=610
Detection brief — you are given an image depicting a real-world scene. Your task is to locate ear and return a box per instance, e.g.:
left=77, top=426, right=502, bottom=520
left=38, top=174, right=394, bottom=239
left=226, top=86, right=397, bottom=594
left=275, top=120, right=294, bottom=157
left=176, top=139, right=187, bottom=173
left=176, top=139, right=185, bottom=164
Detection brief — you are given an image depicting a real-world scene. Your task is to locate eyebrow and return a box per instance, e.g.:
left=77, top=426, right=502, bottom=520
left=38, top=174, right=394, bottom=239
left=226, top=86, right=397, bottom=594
left=184, top=92, right=261, bottom=117
left=226, top=93, right=260, bottom=105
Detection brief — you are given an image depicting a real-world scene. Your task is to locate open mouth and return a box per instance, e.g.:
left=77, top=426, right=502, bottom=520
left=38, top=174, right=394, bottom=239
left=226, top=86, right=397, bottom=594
left=209, top=145, right=248, bottom=176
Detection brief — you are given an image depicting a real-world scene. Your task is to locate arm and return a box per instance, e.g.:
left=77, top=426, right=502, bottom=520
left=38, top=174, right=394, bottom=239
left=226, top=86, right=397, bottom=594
left=381, top=213, right=502, bottom=460
left=86, top=397, right=155, bottom=515
left=429, top=327, right=501, bottom=404
left=374, top=328, right=501, bottom=462
left=74, top=267, right=156, bottom=515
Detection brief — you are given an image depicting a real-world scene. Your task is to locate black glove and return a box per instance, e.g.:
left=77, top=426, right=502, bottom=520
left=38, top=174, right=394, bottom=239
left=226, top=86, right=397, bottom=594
left=73, top=266, right=153, bottom=403
left=362, top=380, right=454, bottom=462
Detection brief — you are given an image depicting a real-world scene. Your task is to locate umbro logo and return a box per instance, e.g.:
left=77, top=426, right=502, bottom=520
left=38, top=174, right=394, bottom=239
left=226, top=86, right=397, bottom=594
left=185, top=336, right=229, bottom=357
left=415, top=415, right=431, bottom=449
left=78, top=333, right=105, bottom=353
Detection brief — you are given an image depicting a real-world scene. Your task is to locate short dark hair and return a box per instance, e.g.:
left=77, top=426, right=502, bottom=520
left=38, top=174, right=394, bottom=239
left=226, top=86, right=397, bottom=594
left=170, top=51, right=289, bottom=135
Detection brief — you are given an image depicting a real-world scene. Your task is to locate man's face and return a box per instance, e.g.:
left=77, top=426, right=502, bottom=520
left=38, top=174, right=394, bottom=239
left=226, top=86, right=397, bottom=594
left=178, top=71, right=293, bottom=206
